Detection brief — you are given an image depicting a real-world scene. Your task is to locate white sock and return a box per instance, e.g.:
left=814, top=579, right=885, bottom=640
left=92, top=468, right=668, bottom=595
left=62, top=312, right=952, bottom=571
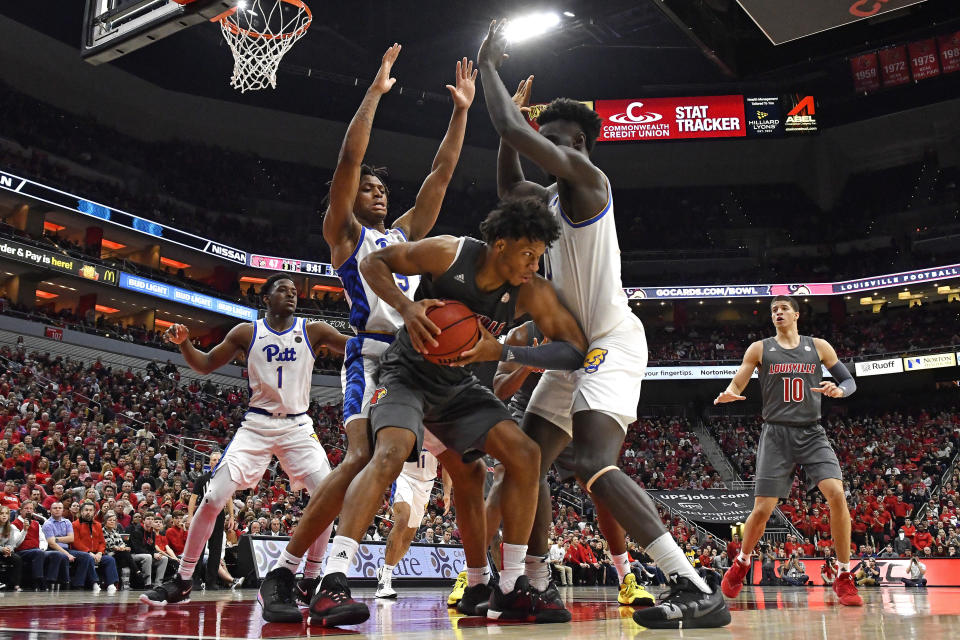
left=737, top=551, right=751, bottom=564
left=839, top=562, right=850, bottom=573
left=274, top=548, right=303, bottom=575
left=612, top=552, right=631, bottom=584
left=325, top=536, right=359, bottom=576
left=381, top=564, right=395, bottom=586
left=645, top=533, right=711, bottom=594
left=500, top=543, right=528, bottom=593
left=178, top=558, right=198, bottom=581
left=466, top=566, right=489, bottom=587
left=524, top=554, right=550, bottom=591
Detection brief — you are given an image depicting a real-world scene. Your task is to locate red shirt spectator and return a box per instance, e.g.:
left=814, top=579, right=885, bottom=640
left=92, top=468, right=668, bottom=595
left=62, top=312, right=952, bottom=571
left=165, top=525, right=188, bottom=556
left=72, top=517, right=107, bottom=553
left=726, top=538, right=741, bottom=560
left=912, top=529, right=934, bottom=551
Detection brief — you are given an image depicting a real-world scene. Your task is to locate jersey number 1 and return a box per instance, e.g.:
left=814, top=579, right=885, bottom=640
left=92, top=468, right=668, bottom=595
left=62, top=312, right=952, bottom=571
left=782, top=377, right=804, bottom=403
left=276, top=366, right=283, bottom=389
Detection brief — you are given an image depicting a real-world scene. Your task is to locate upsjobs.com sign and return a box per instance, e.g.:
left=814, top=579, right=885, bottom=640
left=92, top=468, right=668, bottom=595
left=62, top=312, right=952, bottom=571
left=596, top=96, right=746, bottom=142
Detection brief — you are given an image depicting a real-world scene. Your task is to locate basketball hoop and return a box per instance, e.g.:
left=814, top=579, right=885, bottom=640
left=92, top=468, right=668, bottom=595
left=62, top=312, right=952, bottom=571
left=215, top=0, right=312, bottom=92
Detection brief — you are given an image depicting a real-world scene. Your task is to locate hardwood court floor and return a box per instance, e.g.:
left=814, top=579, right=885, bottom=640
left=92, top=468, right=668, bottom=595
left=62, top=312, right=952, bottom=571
left=0, top=584, right=957, bottom=639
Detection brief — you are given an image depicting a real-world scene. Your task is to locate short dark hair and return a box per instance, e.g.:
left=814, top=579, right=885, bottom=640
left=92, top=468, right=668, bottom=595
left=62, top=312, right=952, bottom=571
left=479, top=197, right=560, bottom=247
left=536, top=98, right=603, bottom=151
left=770, top=295, right=799, bottom=312
left=321, top=164, right=390, bottom=210
left=261, top=273, right=294, bottom=299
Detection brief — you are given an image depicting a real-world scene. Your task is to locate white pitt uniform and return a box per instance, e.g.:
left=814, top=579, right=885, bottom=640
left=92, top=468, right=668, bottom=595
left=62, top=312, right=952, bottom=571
left=391, top=435, right=442, bottom=528
left=216, top=317, right=331, bottom=491
left=527, top=175, right=647, bottom=435
left=336, top=226, right=422, bottom=425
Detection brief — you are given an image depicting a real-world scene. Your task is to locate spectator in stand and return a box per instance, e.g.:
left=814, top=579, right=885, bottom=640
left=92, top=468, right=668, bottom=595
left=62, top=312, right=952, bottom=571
left=0, top=505, right=25, bottom=590
left=821, top=555, right=838, bottom=586
left=893, top=528, right=913, bottom=556
left=0, top=480, right=21, bottom=510
left=901, top=551, right=927, bottom=587
left=42, top=502, right=98, bottom=590
left=12, top=500, right=65, bottom=590
left=548, top=537, right=572, bottom=586
left=165, top=515, right=188, bottom=557
left=71, top=501, right=119, bottom=593
left=879, top=543, right=898, bottom=558
left=19, top=474, right=48, bottom=504
left=103, top=511, right=145, bottom=589
left=726, top=534, right=741, bottom=561
left=129, top=513, right=167, bottom=587
left=913, top=523, right=934, bottom=552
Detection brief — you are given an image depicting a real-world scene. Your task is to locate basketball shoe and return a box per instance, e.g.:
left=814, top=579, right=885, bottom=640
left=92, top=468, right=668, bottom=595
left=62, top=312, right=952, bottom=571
left=139, top=575, right=192, bottom=606
left=833, top=571, right=864, bottom=606
left=375, top=566, right=397, bottom=599
left=456, top=579, right=494, bottom=616
left=295, top=576, right=319, bottom=607
left=308, top=572, right=369, bottom=627
left=531, top=580, right=572, bottom=623
left=258, top=567, right=303, bottom=623
left=618, top=574, right=655, bottom=606
left=720, top=556, right=751, bottom=598
left=447, top=570, right=467, bottom=606
left=632, top=571, right=731, bottom=629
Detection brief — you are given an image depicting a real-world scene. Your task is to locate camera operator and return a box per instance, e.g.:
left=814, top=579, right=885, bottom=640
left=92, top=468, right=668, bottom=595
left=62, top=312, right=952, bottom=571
left=901, top=550, right=927, bottom=587
left=820, top=555, right=838, bottom=586
left=781, top=551, right=809, bottom=586
left=759, top=545, right=778, bottom=586
left=855, top=557, right=881, bottom=587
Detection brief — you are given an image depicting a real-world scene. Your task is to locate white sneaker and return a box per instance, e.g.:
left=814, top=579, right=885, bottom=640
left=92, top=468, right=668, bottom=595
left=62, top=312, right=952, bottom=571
left=107, top=584, right=117, bottom=594
left=375, top=583, right=397, bottom=599
left=92, top=584, right=101, bottom=593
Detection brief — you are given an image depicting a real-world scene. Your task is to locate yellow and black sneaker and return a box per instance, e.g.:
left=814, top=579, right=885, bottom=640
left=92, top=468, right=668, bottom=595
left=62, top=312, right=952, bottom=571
left=447, top=571, right=468, bottom=607
left=619, top=573, right=655, bottom=607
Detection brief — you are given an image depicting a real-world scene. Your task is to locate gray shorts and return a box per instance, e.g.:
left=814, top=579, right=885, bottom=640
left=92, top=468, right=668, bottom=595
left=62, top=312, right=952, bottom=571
left=755, top=423, right=843, bottom=498
left=369, top=362, right=516, bottom=464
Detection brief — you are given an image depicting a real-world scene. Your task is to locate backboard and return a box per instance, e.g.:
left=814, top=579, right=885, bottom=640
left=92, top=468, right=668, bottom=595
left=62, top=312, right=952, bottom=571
left=81, top=0, right=236, bottom=64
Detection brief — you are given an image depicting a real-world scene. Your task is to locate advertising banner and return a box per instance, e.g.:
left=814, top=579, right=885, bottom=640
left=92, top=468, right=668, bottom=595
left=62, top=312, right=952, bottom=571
left=44, top=327, right=63, bottom=341
left=744, top=96, right=784, bottom=137
left=903, top=353, right=957, bottom=371
left=0, top=238, right=118, bottom=285
left=735, top=0, right=928, bottom=45
left=246, top=538, right=465, bottom=580
left=908, top=38, right=941, bottom=81
left=850, top=53, right=881, bottom=93
left=879, top=46, right=911, bottom=87
left=118, top=272, right=257, bottom=322
left=854, top=358, right=904, bottom=377
left=648, top=490, right=754, bottom=523
left=938, top=31, right=960, bottom=74
left=751, top=558, right=960, bottom=587
left=595, top=96, right=746, bottom=142
left=645, top=366, right=757, bottom=381
left=783, top=95, right=818, bottom=134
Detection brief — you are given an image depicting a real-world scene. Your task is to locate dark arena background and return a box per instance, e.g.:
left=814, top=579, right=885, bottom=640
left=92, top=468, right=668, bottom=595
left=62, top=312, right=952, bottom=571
left=0, top=1, right=958, bottom=638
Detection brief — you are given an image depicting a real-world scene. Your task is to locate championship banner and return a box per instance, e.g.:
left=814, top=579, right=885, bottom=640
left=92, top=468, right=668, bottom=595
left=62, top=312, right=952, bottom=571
left=908, top=38, right=941, bottom=81
left=750, top=558, right=960, bottom=587
left=937, top=31, right=960, bottom=74
left=595, top=96, right=746, bottom=142
left=647, top=490, right=753, bottom=523
left=0, top=238, right=118, bottom=285
left=850, top=53, right=881, bottom=93
left=879, top=46, right=911, bottom=87
left=735, top=0, right=928, bottom=46
left=244, top=537, right=465, bottom=581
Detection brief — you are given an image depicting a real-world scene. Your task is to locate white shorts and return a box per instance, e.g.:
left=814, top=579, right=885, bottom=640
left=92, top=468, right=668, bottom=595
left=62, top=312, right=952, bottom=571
left=391, top=473, right=434, bottom=528
left=341, top=334, right=393, bottom=425
left=218, top=412, right=332, bottom=492
left=527, top=315, right=646, bottom=436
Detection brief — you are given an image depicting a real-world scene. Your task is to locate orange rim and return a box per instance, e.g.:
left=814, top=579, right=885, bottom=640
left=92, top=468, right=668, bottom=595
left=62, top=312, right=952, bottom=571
left=212, top=0, right=312, bottom=40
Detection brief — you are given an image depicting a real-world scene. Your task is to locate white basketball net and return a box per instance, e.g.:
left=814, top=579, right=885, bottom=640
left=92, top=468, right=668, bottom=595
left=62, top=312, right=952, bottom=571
left=219, top=0, right=312, bottom=92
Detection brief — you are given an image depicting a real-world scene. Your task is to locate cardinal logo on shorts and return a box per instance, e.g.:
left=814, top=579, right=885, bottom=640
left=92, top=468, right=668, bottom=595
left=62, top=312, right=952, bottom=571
left=370, top=387, right=388, bottom=405
left=583, top=348, right=608, bottom=374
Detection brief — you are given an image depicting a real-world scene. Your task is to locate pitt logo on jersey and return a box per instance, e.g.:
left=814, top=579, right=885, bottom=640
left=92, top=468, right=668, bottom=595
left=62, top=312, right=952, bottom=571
left=263, top=344, right=297, bottom=363
left=583, top=348, right=608, bottom=374
left=370, top=387, right=388, bottom=405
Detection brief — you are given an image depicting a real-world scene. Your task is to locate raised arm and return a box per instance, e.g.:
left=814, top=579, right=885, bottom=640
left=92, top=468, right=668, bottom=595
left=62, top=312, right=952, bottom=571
left=714, top=340, right=763, bottom=405
left=305, top=320, right=349, bottom=356
left=359, top=235, right=460, bottom=353
left=497, top=76, right=549, bottom=200
left=478, top=20, right=600, bottom=186
left=163, top=323, right=251, bottom=375
left=392, top=59, right=477, bottom=241
left=323, top=44, right=401, bottom=252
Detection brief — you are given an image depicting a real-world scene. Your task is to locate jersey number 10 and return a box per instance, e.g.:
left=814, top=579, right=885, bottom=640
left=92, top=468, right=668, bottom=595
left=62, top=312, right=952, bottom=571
left=782, top=377, right=805, bottom=403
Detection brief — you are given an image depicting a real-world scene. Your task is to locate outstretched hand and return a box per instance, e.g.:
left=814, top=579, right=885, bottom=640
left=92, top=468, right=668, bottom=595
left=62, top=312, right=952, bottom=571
left=371, top=43, right=402, bottom=94
left=477, top=19, right=509, bottom=70
left=512, top=74, right=534, bottom=113
left=811, top=380, right=844, bottom=398
left=713, top=389, right=746, bottom=405
left=446, top=58, right=478, bottom=109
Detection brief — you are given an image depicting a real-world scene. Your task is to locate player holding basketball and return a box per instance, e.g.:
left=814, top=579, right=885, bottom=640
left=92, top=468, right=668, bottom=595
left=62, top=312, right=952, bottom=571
left=256, top=45, right=482, bottom=618
left=305, top=197, right=588, bottom=626
left=715, top=295, right=861, bottom=606
left=487, top=321, right=654, bottom=607
left=139, top=274, right=346, bottom=608
left=478, top=20, right=730, bottom=629
left=374, top=449, right=452, bottom=599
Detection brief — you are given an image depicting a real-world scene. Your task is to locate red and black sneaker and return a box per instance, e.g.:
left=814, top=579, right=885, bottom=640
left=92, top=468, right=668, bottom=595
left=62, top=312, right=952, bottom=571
left=308, top=572, right=369, bottom=627
left=295, top=576, right=319, bottom=607
left=486, top=575, right=536, bottom=622
left=531, top=580, right=572, bottom=623
left=139, top=575, right=192, bottom=607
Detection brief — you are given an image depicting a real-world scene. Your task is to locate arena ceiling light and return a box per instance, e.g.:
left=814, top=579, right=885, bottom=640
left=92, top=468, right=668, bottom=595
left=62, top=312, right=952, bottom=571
left=504, top=12, right=561, bottom=43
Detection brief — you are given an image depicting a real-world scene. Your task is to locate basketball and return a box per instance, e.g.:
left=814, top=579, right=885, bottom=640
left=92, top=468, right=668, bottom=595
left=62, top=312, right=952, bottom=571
left=422, top=301, right=480, bottom=365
